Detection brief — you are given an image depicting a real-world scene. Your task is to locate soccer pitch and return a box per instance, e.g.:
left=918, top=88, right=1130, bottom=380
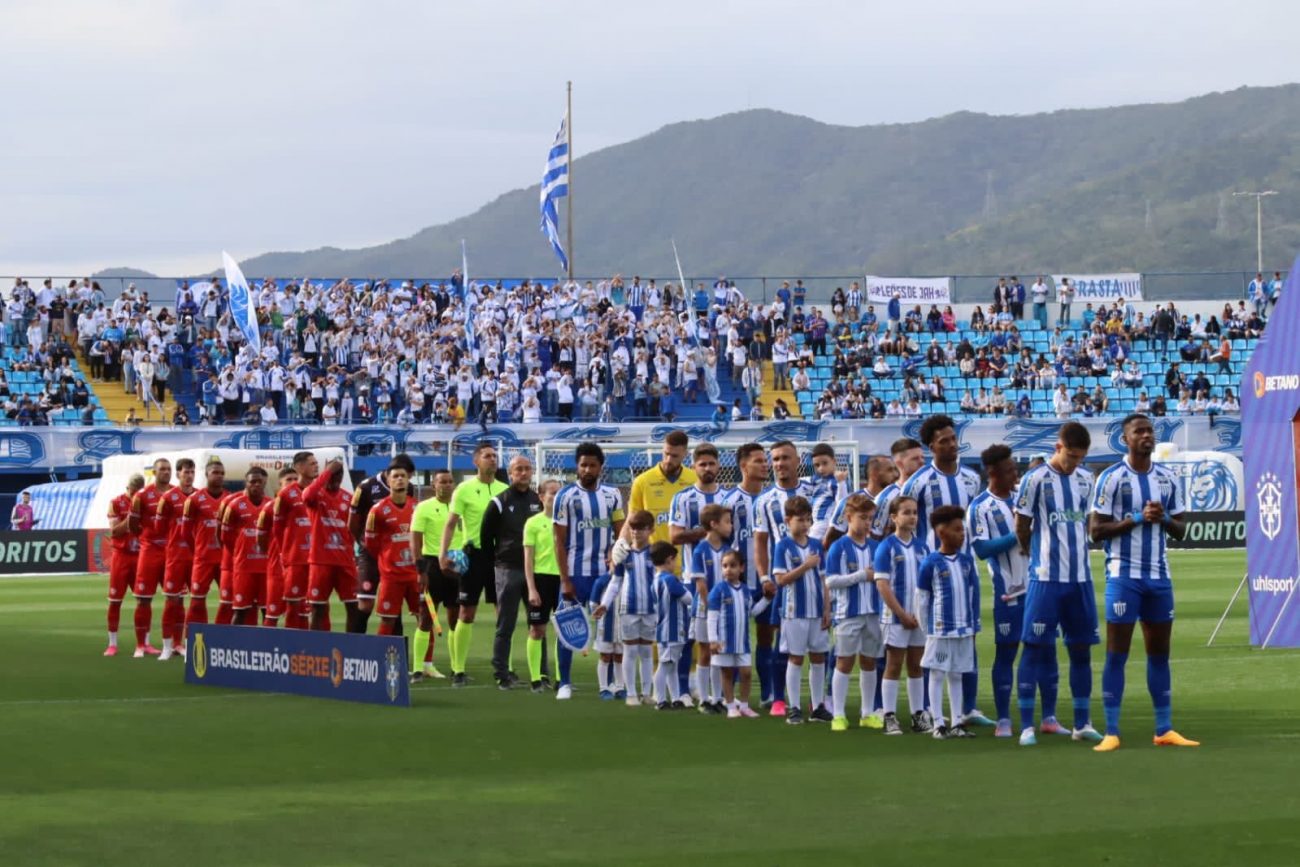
left=2, top=551, right=1297, bottom=867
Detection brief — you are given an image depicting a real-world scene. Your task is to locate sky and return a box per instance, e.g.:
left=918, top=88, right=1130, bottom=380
left=3, top=0, right=1298, bottom=277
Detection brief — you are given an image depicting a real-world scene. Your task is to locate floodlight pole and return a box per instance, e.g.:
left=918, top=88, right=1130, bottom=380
left=1233, top=190, right=1278, bottom=274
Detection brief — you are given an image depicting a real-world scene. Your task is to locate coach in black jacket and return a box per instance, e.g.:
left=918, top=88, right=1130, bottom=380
left=481, top=455, right=545, bottom=688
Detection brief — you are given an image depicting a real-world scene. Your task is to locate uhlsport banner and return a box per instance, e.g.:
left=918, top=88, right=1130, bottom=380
left=1241, top=252, right=1300, bottom=647
left=1052, top=272, right=1143, bottom=301
left=185, top=624, right=411, bottom=706
left=864, top=275, right=952, bottom=305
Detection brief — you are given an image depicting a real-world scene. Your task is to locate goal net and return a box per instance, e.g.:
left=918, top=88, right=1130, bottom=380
left=534, top=440, right=861, bottom=501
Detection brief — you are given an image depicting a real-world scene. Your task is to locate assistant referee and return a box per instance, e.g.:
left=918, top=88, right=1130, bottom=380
left=480, top=454, right=544, bottom=689
left=410, top=468, right=460, bottom=680
left=439, top=442, right=507, bottom=687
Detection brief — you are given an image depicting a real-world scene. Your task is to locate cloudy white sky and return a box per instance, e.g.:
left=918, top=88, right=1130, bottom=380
left=3, top=0, right=1296, bottom=276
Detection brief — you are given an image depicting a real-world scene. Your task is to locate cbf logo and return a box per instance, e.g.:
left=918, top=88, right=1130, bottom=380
left=1257, top=472, right=1283, bottom=541
left=384, top=646, right=402, bottom=703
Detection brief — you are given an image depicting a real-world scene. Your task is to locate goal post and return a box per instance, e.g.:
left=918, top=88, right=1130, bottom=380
left=534, top=440, right=861, bottom=501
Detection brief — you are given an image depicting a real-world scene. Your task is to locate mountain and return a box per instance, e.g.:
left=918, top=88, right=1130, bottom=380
left=239, top=84, right=1300, bottom=281
left=93, top=267, right=158, bottom=279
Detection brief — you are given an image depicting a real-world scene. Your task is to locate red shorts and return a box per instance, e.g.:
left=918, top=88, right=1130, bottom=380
left=233, top=569, right=267, bottom=610
left=134, top=550, right=167, bottom=598
left=162, top=558, right=193, bottom=597
left=282, top=562, right=310, bottom=602
left=108, top=550, right=137, bottom=602
left=189, top=560, right=221, bottom=598
left=219, top=569, right=232, bottom=604
left=308, top=563, right=357, bottom=604
left=377, top=579, right=420, bottom=619
left=265, top=564, right=285, bottom=619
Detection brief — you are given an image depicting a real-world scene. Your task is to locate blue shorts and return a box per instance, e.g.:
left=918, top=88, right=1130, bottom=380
left=569, top=574, right=602, bottom=606
left=992, top=597, right=1024, bottom=645
left=1021, top=581, right=1099, bottom=647
left=1104, top=578, right=1174, bottom=625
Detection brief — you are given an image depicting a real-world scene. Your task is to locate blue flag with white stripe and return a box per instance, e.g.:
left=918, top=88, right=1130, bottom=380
left=221, top=251, right=260, bottom=354
left=539, top=114, right=569, bottom=272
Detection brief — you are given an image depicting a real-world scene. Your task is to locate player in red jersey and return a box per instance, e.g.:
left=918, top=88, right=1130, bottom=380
left=365, top=459, right=420, bottom=636
left=104, top=474, right=145, bottom=657
left=215, top=490, right=239, bottom=625
left=272, top=451, right=318, bottom=630
left=129, top=458, right=173, bottom=657
left=258, top=466, right=298, bottom=627
left=157, top=457, right=197, bottom=660
left=183, top=459, right=227, bottom=630
left=223, top=466, right=270, bottom=625
left=305, top=458, right=358, bottom=631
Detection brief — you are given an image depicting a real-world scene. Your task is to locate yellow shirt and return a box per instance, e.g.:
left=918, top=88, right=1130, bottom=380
left=412, top=498, right=460, bottom=555
left=629, top=463, right=698, bottom=548
left=523, top=512, right=559, bottom=575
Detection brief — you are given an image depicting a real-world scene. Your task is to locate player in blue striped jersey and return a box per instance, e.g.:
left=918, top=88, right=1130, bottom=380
left=707, top=548, right=771, bottom=717
left=1089, top=414, right=1199, bottom=751
left=968, top=443, right=1061, bottom=738
left=824, top=494, right=884, bottom=732
left=597, top=510, right=657, bottom=706
left=723, top=443, right=780, bottom=704
left=807, top=443, right=849, bottom=542
left=753, top=440, right=817, bottom=715
left=870, top=438, right=924, bottom=541
left=552, top=442, right=626, bottom=700
left=1014, top=422, right=1103, bottom=745
left=873, top=495, right=932, bottom=735
left=904, top=414, right=990, bottom=727
left=650, top=542, right=693, bottom=709
left=668, top=443, right=725, bottom=703
left=686, top=504, right=733, bottom=714
left=589, top=573, right=624, bottom=700
left=772, top=495, right=830, bottom=725
left=917, top=506, right=982, bottom=739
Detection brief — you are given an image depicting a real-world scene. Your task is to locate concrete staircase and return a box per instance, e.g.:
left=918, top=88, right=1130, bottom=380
left=762, top=361, right=803, bottom=419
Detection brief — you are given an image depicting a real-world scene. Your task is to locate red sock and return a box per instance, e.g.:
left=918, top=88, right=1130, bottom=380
left=264, top=616, right=279, bottom=627
left=425, top=637, right=435, bottom=663
left=287, top=608, right=307, bottom=629
left=134, top=601, right=152, bottom=646
left=162, top=597, right=183, bottom=644
left=377, top=619, right=395, bottom=636
left=107, top=600, right=122, bottom=633
left=215, top=602, right=233, bottom=625
left=186, top=597, right=208, bottom=626
left=311, top=608, right=331, bottom=631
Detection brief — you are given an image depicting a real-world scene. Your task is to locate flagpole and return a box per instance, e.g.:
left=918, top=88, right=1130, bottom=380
left=671, top=238, right=688, bottom=301
left=566, top=80, right=574, bottom=282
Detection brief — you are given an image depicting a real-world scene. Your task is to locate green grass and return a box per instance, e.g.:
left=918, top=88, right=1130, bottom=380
left=1, top=551, right=1297, bottom=867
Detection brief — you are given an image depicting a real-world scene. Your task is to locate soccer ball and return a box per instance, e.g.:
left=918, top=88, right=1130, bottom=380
left=445, top=548, right=470, bottom=577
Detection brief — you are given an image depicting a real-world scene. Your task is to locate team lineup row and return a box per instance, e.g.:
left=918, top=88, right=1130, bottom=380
left=102, top=416, right=1198, bottom=750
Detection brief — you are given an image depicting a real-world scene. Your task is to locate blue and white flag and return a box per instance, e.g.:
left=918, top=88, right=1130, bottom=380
left=222, top=251, right=260, bottom=354
left=539, top=114, right=569, bottom=272
left=553, top=600, right=591, bottom=652
left=462, top=239, right=475, bottom=352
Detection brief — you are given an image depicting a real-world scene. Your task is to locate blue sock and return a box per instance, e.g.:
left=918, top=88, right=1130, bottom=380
left=1039, top=643, right=1060, bottom=720
left=874, top=657, right=885, bottom=710
left=1016, top=644, right=1041, bottom=731
left=992, top=643, right=1018, bottom=721
left=679, top=640, right=693, bottom=696
left=773, top=652, right=788, bottom=701
left=962, top=645, right=978, bottom=715
left=1101, top=651, right=1128, bottom=736
left=557, top=644, right=573, bottom=686
left=756, top=646, right=773, bottom=703
left=1067, top=644, right=1092, bottom=729
left=922, top=667, right=931, bottom=710
left=1147, top=653, right=1172, bottom=735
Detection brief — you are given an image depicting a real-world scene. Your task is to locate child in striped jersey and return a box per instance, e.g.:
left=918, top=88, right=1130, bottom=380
left=773, top=495, right=831, bottom=726
left=917, top=505, right=981, bottom=740
left=651, top=541, right=694, bottom=710
left=687, top=503, right=733, bottom=714
left=873, top=495, right=933, bottom=735
left=825, top=494, right=883, bottom=732
left=589, top=573, right=625, bottom=701
left=707, top=548, right=770, bottom=718
left=597, top=510, right=656, bottom=707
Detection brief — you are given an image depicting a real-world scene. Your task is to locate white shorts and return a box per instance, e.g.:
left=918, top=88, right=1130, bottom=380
left=779, top=618, right=830, bottom=656
left=658, top=641, right=685, bottom=660
left=921, top=635, right=976, bottom=673
left=594, top=637, right=623, bottom=655
left=834, top=615, right=884, bottom=658
left=712, top=653, right=752, bottom=668
left=619, top=613, right=656, bottom=643
left=884, top=622, right=927, bottom=649
left=690, top=614, right=709, bottom=641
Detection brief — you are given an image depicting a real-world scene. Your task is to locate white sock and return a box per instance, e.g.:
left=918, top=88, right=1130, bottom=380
left=622, top=653, right=639, bottom=697
left=653, top=660, right=667, bottom=703
left=639, top=647, right=652, bottom=696
left=810, top=661, right=826, bottom=708
left=597, top=659, right=610, bottom=693
left=882, top=678, right=899, bottom=714
left=611, top=658, right=625, bottom=692
left=663, top=659, right=681, bottom=701
left=710, top=666, right=723, bottom=704
left=107, top=631, right=118, bottom=648
left=929, top=672, right=946, bottom=727
left=831, top=669, right=849, bottom=718
left=689, top=666, right=699, bottom=697
left=860, top=669, right=878, bottom=717
left=785, top=660, right=802, bottom=710
left=907, top=676, right=924, bottom=715
left=948, top=671, right=964, bottom=726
